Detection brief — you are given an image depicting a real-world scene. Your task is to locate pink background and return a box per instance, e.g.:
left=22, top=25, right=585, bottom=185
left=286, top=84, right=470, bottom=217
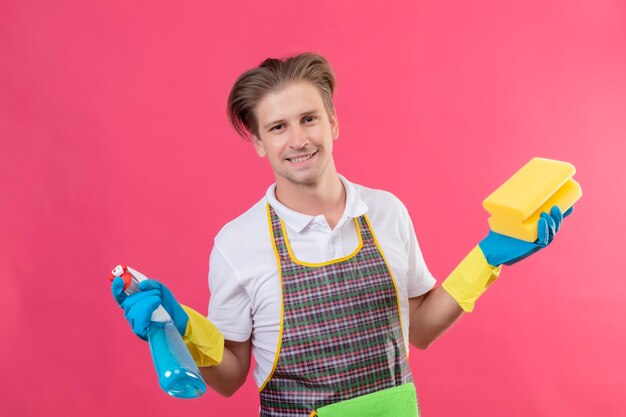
left=1, top=0, right=625, bottom=416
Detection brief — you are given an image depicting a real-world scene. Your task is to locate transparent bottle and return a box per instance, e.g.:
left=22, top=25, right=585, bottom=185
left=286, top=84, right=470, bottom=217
left=112, top=265, right=207, bottom=398
left=147, top=317, right=206, bottom=398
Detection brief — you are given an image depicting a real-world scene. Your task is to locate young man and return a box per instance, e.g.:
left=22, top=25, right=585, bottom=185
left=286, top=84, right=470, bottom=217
left=112, top=53, right=571, bottom=416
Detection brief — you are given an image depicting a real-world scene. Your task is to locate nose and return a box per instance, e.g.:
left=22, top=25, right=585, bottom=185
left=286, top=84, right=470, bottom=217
left=289, top=125, right=309, bottom=149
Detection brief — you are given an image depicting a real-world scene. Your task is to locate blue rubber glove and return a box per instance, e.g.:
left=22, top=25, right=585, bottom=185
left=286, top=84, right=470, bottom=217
left=478, top=206, right=574, bottom=266
left=111, top=277, right=189, bottom=340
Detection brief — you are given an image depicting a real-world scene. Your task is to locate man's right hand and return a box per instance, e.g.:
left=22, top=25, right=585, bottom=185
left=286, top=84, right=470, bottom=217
left=111, top=277, right=189, bottom=340
left=111, top=275, right=225, bottom=370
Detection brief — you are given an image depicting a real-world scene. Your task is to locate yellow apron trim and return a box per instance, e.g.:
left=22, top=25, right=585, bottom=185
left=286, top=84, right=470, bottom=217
left=279, top=217, right=363, bottom=268
left=363, top=214, right=410, bottom=358
left=259, top=204, right=286, bottom=392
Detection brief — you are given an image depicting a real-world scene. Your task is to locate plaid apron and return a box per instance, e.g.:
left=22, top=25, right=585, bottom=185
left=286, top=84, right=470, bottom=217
left=259, top=204, right=415, bottom=417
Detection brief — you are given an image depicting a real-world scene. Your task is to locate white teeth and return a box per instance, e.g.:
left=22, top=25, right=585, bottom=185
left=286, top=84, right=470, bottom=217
left=290, top=154, right=313, bottom=163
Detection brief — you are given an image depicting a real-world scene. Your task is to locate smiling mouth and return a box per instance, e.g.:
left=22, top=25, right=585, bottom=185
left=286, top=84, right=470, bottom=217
left=286, top=150, right=318, bottom=163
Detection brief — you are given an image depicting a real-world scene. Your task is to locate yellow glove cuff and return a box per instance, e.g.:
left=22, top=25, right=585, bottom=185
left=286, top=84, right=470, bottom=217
left=441, top=246, right=502, bottom=313
left=181, top=305, right=224, bottom=367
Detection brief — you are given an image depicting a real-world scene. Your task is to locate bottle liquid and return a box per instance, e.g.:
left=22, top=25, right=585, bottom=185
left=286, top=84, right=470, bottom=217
left=111, top=265, right=207, bottom=399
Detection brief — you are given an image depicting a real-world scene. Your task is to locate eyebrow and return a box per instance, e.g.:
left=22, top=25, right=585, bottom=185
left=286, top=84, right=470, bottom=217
left=263, top=110, right=321, bottom=130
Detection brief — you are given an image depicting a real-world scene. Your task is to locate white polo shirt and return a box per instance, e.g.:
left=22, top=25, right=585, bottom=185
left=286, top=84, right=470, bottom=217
left=207, top=175, right=437, bottom=388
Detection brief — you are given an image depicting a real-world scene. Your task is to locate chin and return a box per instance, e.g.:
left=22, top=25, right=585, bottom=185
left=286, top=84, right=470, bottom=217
left=283, top=171, right=321, bottom=186
left=289, top=176, right=319, bottom=186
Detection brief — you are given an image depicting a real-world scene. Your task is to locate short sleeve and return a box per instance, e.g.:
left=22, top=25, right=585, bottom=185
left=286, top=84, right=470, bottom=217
left=207, top=243, right=253, bottom=342
left=404, top=208, right=437, bottom=297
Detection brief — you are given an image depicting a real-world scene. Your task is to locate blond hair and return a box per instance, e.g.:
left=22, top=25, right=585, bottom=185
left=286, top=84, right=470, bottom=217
left=227, top=52, right=336, bottom=139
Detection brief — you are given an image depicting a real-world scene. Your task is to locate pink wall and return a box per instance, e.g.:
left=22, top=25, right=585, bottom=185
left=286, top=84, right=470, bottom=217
left=1, top=1, right=624, bottom=416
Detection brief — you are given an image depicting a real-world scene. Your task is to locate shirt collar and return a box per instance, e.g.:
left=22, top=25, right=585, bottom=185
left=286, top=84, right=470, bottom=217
left=265, top=174, right=369, bottom=233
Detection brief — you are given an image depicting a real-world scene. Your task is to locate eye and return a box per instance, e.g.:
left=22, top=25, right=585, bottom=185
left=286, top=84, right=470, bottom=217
left=270, top=124, right=284, bottom=132
left=304, top=115, right=317, bottom=123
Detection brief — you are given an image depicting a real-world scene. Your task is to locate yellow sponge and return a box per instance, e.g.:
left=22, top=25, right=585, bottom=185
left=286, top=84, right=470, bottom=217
left=482, top=157, right=582, bottom=242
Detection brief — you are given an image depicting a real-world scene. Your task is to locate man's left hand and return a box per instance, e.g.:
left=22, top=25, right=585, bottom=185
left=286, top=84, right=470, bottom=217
left=478, top=206, right=574, bottom=266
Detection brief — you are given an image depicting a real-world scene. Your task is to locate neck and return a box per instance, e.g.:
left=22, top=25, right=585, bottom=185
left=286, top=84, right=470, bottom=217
left=275, top=169, right=345, bottom=229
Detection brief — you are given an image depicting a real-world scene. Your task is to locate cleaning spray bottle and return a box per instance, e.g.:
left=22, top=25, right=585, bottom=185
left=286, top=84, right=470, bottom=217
left=111, top=265, right=206, bottom=398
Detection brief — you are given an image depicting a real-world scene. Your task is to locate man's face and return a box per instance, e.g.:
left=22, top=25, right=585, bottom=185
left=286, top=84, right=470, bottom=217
left=252, top=81, right=339, bottom=189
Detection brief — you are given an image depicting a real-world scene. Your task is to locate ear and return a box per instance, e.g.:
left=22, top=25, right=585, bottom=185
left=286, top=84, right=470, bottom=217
left=251, top=134, right=266, bottom=158
left=329, top=109, right=340, bottom=140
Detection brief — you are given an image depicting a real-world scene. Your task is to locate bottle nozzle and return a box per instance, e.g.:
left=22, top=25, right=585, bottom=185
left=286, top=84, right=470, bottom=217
left=109, top=264, right=133, bottom=291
